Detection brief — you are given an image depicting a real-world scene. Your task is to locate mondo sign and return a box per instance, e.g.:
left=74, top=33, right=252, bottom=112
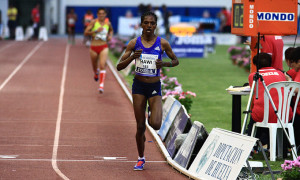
left=257, top=12, right=295, bottom=21
left=231, top=0, right=298, bottom=36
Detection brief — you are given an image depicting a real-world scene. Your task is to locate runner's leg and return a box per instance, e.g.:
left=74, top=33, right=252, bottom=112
left=99, top=48, right=108, bottom=90
left=133, top=94, right=147, bottom=157
left=148, top=96, right=162, bottom=130
left=89, top=48, right=99, bottom=74
left=99, top=47, right=108, bottom=70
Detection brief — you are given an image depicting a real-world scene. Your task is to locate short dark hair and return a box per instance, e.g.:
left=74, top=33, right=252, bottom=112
left=290, top=46, right=300, bottom=63
left=141, top=11, right=157, bottom=23
left=285, top=47, right=295, bottom=61
left=253, top=53, right=272, bottom=68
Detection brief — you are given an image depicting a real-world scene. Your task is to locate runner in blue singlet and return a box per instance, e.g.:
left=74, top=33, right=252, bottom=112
left=117, top=11, right=179, bottom=171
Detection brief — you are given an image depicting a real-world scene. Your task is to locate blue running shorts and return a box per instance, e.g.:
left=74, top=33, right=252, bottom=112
left=132, top=78, right=162, bottom=98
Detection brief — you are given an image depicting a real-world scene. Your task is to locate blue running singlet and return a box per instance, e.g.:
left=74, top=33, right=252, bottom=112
left=133, top=36, right=163, bottom=77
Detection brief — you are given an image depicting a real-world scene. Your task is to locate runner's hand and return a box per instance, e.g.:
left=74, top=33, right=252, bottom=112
left=107, top=35, right=112, bottom=42
left=156, top=59, right=163, bottom=69
left=132, top=49, right=142, bottom=59
left=96, top=27, right=103, bottom=32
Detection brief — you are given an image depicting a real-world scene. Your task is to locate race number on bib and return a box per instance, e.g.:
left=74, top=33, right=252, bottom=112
left=135, top=54, right=158, bottom=76
left=95, top=28, right=108, bottom=41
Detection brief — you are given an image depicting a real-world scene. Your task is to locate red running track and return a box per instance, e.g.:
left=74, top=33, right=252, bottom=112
left=0, top=38, right=188, bottom=180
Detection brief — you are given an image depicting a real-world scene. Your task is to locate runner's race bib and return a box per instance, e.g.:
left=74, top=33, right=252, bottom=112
left=135, top=54, right=158, bottom=76
left=95, top=28, right=108, bottom=41
left=68, top=18, right=75, bottom=25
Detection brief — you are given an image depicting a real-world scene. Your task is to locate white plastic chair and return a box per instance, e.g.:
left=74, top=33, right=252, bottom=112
left=251, top=81, right=300, bottom=161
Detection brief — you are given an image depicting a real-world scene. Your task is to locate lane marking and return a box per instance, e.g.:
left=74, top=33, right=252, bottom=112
left=0, top=144, right=72, bottom=147
left=103, top=157, right=127, bottom=160
left=107, top=60, right=132, bottom=102
left=104, top=157, right=118, bottom=160
left=0, top=158, right=166, bottom=163
left=0, top=42, right=15, bottom=53
left=0, top=155, right=18, bottom=159
left=50, top=145, right=72, bottom=147
left=51, top=44, right=70, bottom=180
left=0, top=42, right=43, bottom=91
left=19, top=145, right=43, bottom=147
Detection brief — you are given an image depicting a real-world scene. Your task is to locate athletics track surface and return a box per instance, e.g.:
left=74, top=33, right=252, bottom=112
left=0, top=38, right=187, bottom=180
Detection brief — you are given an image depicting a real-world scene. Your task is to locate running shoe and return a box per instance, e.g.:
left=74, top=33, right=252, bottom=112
left=94, top=73, right=99, bottom=81
left=98, top=87, right=104, bottom=94
left=134, top=159, right=145, bottom=171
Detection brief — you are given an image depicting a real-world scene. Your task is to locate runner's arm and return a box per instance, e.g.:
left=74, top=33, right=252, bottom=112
left=107, top=22, right=114, bottom=42
left=161, top=38, right=179, bottom=67
left=84, top=20, right=95, bottom=36
left=117, top=39, right=140, bottom=71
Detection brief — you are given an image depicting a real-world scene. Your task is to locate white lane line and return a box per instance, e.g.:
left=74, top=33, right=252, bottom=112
left=0, top=145, right=72, bottom=147
left=50, top=145, right=72, bottom=147
left=19, top=145, right=43, bottom=147
left=51, top=44, right=70, bottom=180
left=0, top=42, right=15, bottom=53
left=0, top=158, right=166, bottom=163
left=103, top=157, right=127, bottom=160
left=107, top=60, right=132, bottom=102
left=0, top=42, right=43, bottom=91
left=0, top=155, right=18, bottom=159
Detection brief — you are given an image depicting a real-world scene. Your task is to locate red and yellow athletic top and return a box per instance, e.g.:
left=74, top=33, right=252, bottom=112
left=91, top=20, right=109, bottom=41
left=84, top=14, right=94, bottom=27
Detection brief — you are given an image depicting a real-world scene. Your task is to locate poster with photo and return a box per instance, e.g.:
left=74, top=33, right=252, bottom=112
left=189, top=128, right=257, bottom=180
left=158, top=100, right=181, bottom=141
left=162, top=96, right=176, bottom=124
left=165, top=107, right=189, bottom=158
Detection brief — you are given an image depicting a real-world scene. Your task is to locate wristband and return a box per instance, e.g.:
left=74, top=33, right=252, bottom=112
left=169, top=61, right=173, bottom=67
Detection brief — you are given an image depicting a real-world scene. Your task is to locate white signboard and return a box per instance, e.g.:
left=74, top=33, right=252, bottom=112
left=162, top=96, right=176, bottom=124
left=118, top=17, right=141, bottom=36
left=189, top=128, right=257, bottom=180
